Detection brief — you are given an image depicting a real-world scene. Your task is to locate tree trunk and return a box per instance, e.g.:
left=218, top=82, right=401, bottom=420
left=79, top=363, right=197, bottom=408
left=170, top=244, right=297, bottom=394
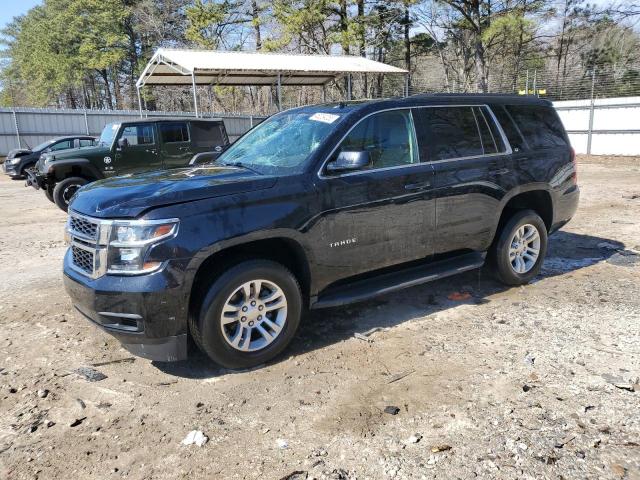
left=252, top=0, right=262, bottom=50
left=404, top=3, right=411, bottom=93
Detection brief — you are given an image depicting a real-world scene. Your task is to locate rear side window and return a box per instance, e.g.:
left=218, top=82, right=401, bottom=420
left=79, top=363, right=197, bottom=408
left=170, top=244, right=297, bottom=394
left=190, top=121, right=228, bottom=148
left=50, top=140, right=72, bottom=151
left=421, top=107, right=487, bottom=160
left=79, top=139, right=94, bottom=147
left=506, top=105, right=567, bottom=149
left=160, top=122, right=189, bottom=143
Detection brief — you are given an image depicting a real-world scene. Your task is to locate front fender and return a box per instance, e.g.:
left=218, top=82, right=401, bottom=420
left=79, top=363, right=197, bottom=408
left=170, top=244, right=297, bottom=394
left=45, top=158, right=104, bottom=182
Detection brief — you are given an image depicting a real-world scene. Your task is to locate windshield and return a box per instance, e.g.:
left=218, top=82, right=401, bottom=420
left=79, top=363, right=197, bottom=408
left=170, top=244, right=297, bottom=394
left=98, top=123, right=120, bottom=147
left=33, top=140, right=55, bottom=152
left=216, top=111, right=343, bottom=175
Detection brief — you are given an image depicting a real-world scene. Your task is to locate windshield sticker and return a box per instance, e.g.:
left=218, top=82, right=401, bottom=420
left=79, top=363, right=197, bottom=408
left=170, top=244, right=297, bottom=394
left=309, top=112, right=340, bottom=124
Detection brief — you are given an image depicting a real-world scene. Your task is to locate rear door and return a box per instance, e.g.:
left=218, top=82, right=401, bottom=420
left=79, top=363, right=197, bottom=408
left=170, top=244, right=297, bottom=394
left=416, top=105, right=515, bottom=254
left=159, top=121, right=192, bottom=169
left=311, top=108, right=436, bottom=285
left=114, top=123, right=162, bottom=173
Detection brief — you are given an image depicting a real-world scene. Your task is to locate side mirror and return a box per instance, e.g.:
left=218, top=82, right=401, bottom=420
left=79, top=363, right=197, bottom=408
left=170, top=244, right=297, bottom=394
left=117, top=138, right=129, bottom=149
left=326, top=151, right=371, bottom=173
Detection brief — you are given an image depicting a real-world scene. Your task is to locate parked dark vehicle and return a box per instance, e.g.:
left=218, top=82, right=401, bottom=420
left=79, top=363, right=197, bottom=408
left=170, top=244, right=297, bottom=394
left=3, top=136, right=96, bottom=179
left=26, top=118, right=229, bottom=211
left=63, top=94, right=579, bottom=368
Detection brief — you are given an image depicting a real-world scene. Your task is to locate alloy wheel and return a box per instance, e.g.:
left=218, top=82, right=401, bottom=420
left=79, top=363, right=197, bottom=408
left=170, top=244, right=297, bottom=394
left=509, top=223, right=541, bottom=274
left=220, top=279, right=288, bottom=352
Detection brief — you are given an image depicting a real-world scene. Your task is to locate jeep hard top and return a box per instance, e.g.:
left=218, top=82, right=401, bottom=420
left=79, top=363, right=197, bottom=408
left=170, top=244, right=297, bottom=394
left=27, top=117, right=229, bottom=211
left=62, top=94, right=579, bottom=368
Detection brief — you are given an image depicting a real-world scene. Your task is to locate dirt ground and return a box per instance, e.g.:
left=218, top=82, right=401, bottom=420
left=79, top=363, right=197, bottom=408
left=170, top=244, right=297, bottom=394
left=1, top=155, right=639, bottom=480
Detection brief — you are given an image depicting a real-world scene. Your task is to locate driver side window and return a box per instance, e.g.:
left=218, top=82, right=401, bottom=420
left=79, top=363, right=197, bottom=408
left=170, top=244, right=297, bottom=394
left=336, top=109, right=418, bottom=170
left=119, top=124, right=155, bottom=146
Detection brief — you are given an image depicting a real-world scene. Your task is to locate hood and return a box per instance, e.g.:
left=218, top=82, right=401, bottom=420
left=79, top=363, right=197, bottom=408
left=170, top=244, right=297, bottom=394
left=47, top=144, right=108, bottom=161
left=7, top=148, right=32, bottom=160
left=70, top=165, right=277, bottom=218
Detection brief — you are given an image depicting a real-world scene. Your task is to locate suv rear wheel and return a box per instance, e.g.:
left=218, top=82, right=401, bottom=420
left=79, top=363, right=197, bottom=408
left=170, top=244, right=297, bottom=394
left=53, top=177, right=88, bottom=212
left=490, top=209, right=548, bottom=285
left=190, top=259, right=302, bottom=369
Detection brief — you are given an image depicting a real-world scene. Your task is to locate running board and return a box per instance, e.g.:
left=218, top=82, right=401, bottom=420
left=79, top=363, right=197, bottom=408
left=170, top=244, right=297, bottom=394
left=311, top=252, right=486, bottom=309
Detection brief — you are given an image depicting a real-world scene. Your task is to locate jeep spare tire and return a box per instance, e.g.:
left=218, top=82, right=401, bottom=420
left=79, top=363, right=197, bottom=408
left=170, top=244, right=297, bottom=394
left=53, top=177, right=88, bottom=212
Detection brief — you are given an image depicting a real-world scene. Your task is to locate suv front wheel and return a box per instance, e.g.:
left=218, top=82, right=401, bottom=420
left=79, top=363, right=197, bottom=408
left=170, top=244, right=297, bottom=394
left=490, top=209, right=548, bottom=285
left=53, top=177, right=88, bottom=212
left=190, top=260, right=302, bottom=369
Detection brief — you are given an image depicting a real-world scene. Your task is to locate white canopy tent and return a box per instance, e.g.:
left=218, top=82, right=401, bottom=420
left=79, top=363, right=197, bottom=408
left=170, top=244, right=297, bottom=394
left=136, top=48, right=409, bottom=116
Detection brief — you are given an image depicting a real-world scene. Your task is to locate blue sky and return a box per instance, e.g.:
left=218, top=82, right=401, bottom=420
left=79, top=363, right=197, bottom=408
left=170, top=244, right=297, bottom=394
left=0, top=0, right=42, bottom=31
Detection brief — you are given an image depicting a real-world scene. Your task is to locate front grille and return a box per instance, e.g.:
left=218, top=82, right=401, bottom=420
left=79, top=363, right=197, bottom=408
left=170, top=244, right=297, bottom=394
left=69, top=215, right=98, bottom=240
left=71, top=245, right=95, bottom=274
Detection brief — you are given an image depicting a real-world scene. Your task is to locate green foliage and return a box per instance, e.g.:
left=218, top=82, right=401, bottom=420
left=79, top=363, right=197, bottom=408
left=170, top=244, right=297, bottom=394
left=185, top=0, right=235, bottom=48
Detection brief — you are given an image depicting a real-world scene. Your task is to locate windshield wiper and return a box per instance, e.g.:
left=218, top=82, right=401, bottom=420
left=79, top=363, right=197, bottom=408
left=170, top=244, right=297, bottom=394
left=219, top=161, right=262, bottom=175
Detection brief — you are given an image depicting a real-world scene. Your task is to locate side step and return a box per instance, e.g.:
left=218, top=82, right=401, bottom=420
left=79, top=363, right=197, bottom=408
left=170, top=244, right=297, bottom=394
left=312, top=251, right=486, bottom=309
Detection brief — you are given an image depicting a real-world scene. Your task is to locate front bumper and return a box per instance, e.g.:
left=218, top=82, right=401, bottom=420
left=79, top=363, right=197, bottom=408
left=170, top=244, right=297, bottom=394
left=25, top=167, right=47, bottom=190
left=63, top=250, right=190, bottom=362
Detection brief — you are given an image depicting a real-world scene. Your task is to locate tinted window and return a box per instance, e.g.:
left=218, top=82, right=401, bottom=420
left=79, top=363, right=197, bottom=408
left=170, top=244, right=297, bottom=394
left=190, top=122, right=227, bottom=148
left=120, top=124, right=155, bottom=146
left=506, top=105, right=567, bottom=149
left=160, top=122, right=189, bottom=143
left=423, top=107, right=483, bottom=160
left=335, top=109, right=418, bottom=170
left=50, top=140, right=72, bottom=151
left=473, top=107, right=498, bottom=154
left=79, top=139, right=94, bottom=147
left=491, top=105, right=527, bottom=152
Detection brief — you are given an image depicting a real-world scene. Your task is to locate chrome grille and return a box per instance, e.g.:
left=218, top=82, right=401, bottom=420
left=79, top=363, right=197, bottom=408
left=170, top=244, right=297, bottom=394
left=69, top=215, right=98, bottom=240
left=71, top=245, right=95, bottom=274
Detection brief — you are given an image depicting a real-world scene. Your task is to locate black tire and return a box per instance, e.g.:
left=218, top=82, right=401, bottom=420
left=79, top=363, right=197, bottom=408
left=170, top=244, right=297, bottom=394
left=490, top=209, right=548, bottom=286
left=53, top=177, right=87, bottom=212
left=189, top=259, right=302, bottom=369
left=44, top=185, right=54, bottom=203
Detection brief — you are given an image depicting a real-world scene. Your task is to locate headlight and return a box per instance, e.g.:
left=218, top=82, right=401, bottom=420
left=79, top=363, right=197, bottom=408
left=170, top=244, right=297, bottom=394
left=106, top=219, right=179, bottom=274
left=10, top=157, right=21, bottom=164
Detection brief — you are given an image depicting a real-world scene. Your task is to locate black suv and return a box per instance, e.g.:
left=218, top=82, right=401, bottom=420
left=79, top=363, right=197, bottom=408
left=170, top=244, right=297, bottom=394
left=3, top=136, right=96, bottom=179
left=63, top=95, right=579, bottom=368
left=26, top=118, right=229, bottom=211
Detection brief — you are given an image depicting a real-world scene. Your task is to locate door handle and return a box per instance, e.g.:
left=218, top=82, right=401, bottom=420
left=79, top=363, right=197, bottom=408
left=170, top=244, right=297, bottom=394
left=404, top=181, right=431, bottom=191
left=491, top=168, right=510, bottom=176
left=145, top=149, right=157, bottom=154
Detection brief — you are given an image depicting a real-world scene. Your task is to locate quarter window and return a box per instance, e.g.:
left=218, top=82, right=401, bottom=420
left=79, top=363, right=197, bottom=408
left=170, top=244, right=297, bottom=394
left=491, top=105, right=527, bottom=152
left=120, top=124, right=155, bottom=146
left=79, top=139, right=94, bottom=147
left=190, top=122, right=227, bottom=147
left=160, top=122, right=189, bottom=143
left=506, top=105, right=568, bottom=149
left=333, top=109, right=418, bottom=171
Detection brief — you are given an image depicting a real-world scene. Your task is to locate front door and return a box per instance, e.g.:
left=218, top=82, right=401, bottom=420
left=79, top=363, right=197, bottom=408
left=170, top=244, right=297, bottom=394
left=311, top=109, right=436, bottom=290
left=114, top=123, right=162, bottom=174
left=159, top=121, right=193, bottom=169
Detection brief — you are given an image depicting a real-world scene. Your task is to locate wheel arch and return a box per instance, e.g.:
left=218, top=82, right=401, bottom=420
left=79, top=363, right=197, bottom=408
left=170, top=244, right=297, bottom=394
left=187, top=235, right=313, bottom=319
left=495, top=186, right=554, bottom=238
left=50, top=159, right=103, bottom=183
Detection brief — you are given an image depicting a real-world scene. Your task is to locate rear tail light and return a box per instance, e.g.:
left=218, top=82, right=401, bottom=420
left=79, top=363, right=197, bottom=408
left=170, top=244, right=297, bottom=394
left=570, top=147, right=577, bottom=184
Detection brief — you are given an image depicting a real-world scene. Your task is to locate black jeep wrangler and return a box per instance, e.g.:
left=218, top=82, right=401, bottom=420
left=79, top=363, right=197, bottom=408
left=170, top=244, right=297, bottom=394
left=63, top=94, right=579, bottom=368
left=26, top=117, right=229, bottom=211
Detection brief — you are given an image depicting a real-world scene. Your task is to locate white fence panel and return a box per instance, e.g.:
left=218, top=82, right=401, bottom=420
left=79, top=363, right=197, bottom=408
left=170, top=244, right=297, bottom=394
left=554, top=96, right=640, bottom=156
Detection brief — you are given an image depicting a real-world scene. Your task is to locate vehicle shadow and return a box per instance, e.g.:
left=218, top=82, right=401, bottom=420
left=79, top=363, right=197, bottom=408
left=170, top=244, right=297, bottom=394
left=154, top=230, right=631, bottom=379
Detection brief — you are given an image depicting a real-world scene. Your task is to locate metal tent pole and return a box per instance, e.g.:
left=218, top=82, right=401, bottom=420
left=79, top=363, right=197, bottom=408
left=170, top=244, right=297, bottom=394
left=277, top=74, right=282, bottom=111
left=191, top=73, right=199, bottom=118
left=136, top=86, right=143, bottom=118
